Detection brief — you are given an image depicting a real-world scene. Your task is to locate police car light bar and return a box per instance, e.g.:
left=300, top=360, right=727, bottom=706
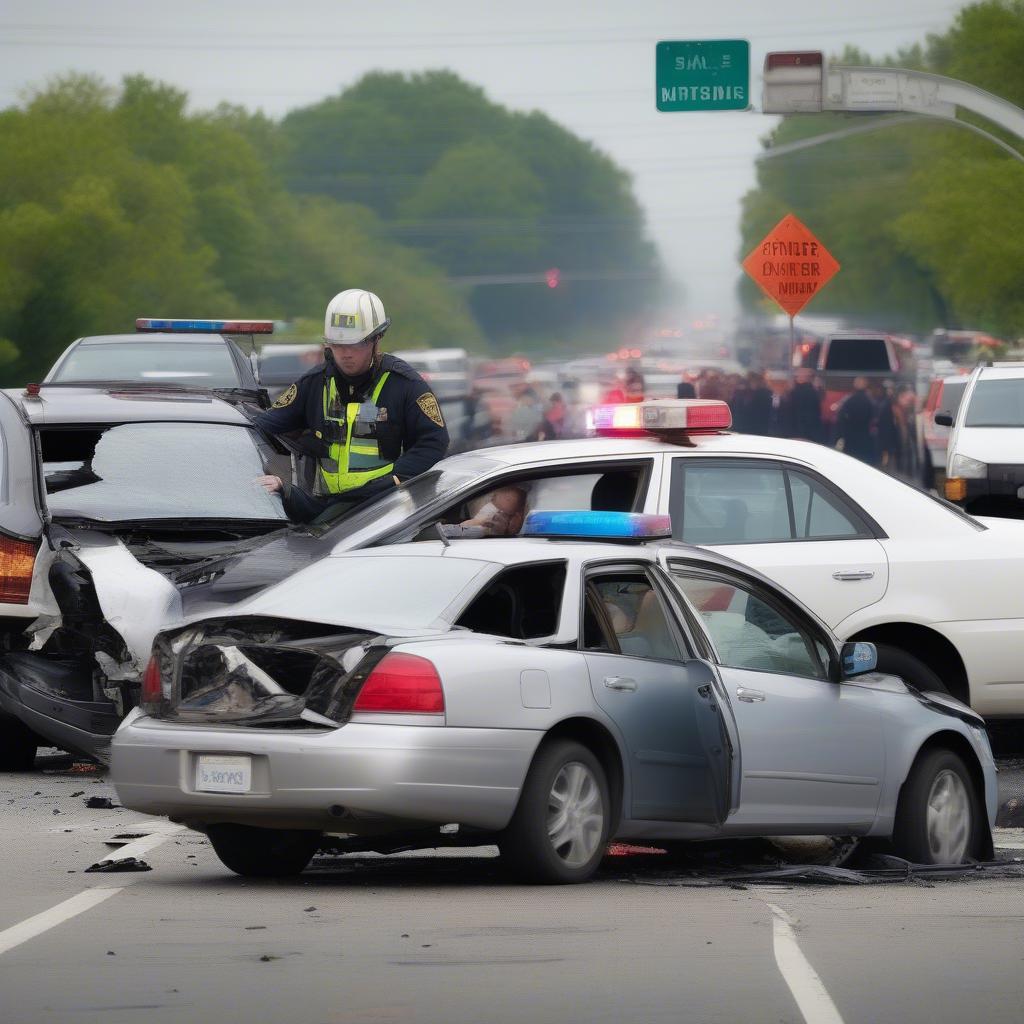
left=589, top=399, right=732, bottom=436
left=522, top=510, right=673, bottom=541
left=135, top=318, right=274, bottom=334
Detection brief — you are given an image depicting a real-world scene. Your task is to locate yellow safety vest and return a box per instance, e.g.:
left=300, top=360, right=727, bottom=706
left=318, top=371, right=393, bottom=494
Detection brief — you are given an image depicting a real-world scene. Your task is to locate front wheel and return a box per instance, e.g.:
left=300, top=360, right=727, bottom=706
left=892, top=749, right=981, bottom=864
left=207, top=824, right=321, bottom=877
left=499, top=739, right=610, bottom=884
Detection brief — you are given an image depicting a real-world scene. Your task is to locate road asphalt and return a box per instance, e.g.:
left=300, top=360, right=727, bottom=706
left=1, top=755, right=1022, bottom=1024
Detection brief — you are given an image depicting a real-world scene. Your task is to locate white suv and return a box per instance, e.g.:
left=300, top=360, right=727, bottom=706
left=944, top=364, right=1024, bottom=517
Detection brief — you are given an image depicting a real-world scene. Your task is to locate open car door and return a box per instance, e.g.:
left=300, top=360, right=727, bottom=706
left=581, top=563, right=737, bottom=824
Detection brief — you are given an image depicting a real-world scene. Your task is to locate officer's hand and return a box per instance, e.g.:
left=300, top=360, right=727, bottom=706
left=256, top=475, right=284, bottom=494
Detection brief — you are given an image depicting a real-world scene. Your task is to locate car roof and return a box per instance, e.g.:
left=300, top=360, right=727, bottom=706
left=5, top=386, right=253, bottom=426
left=445, top=432, right=846, bottom=468
left=339, top=537, right=832, bottom=629
left=976, top=363, right=1024, bottom=380
left=73, top=333, right=240, bottom=346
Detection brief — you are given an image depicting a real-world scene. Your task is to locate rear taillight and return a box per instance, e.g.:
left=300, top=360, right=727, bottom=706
left=141, top=655, right=165, bottom=713
left=0, top=536, right=37, bottom=604
left=353, top=653, right=444, bottom=714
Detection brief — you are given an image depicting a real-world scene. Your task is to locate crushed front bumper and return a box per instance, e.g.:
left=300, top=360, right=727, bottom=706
left=111, top=710, right=542, bottom=833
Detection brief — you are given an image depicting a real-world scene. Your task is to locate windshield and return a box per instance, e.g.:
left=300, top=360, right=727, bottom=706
left=824, top=338, right=891, bottom=372
left=51, top=341, right=241, bottom=388
left=965, top=379, right=1024, bottom=428
left=259, top=348, right=324, bottom=382
left=252, top=554, right=492, bottom=629
left=43, top=422, right=288, bottom=524
left=310, top=455, right=502, bottom=544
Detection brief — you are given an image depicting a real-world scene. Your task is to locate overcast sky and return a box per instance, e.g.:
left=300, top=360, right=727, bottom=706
left=0, top=0, right=967, bottom=323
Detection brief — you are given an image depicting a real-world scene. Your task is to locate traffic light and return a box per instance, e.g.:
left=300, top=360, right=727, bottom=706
left=544, top=268, right=561, bottom=289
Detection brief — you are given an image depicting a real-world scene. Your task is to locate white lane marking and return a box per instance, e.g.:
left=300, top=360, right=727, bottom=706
left=93, top=826, right=184, bottom=866
left=767, top=904, right=846, bottom=1024
left=0, top=887, right=122, bottom=956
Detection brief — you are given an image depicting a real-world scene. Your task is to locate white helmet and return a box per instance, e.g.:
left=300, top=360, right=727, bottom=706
left=323, top=288, right=390, bottom=345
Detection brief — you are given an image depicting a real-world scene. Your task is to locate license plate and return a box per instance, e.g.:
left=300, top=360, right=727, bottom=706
left=1017, top=485, right=1024, bottom=500
left=195, top=755, right=252, bottom=794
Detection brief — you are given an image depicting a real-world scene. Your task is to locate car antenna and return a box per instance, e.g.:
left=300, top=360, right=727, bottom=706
left=434, top=522, right=451, bottom=549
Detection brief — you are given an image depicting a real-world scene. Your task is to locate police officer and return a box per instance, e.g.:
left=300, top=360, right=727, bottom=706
left=255, top=288, right=449, bottom=521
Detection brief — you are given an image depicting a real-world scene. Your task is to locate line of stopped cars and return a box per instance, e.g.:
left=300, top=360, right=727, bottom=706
left=0, top=327, right=1015, bottom=881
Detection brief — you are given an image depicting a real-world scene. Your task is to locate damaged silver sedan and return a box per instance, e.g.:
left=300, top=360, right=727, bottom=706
left=111, top=523, right=997, bottom=883
left=0, top=385, right=292, bottom=768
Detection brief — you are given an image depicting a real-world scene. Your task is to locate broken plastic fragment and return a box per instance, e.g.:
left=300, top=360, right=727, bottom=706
left=85, top=857, right=152, bottom=873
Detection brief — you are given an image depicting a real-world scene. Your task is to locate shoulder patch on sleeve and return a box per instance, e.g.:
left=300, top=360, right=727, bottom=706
left=272, top=383, right=298, bottom=409
left=416, top=392, right=444, bottom=428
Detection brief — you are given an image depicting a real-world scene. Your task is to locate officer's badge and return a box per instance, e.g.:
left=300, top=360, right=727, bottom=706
left=417, top=392, right=444, bottom=428
left=272, top=383, right=297, bottom=409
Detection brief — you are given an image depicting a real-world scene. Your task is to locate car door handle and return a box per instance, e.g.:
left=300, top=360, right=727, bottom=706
left=736, top=687, right=766, bottom=703
left=604, top=676, right=638, bottom=692
left=832, top=570, right=875, bottom=581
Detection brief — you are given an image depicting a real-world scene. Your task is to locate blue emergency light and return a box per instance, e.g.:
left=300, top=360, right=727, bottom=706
left=521, top=510, right=673, bottom=541
left=135, top=318, right=274, bottom=334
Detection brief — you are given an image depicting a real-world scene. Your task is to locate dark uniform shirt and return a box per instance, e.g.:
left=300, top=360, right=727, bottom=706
left=253, top=352, right=449, bottom=517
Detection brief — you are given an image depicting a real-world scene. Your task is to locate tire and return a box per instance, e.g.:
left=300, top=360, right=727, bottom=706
left=892, top=748, right=981, bottom=864
left=874, top=645, right=951, bottom=697
left=0, top=717, right=38, bottom=771
left=206, top=824, right=321, bottom=878
left=499, top=739, right=611, bottom=884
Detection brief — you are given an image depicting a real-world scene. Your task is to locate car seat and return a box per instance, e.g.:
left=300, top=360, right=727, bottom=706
left=591, top=472, right=637, bottom=512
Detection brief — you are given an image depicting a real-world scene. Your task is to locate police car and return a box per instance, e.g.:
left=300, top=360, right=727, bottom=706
left=0, top=380, right=293, bottom=769
left=182, top=399, right=1024, bottom=720
left=111, top=513, right=996, bottom=882
left=44, top=318, right=272, bottom=406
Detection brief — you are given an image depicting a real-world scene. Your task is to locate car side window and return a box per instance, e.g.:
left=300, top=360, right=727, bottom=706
left=669, top=459, right=871, bottom=544
left=581, top=573, right=682, bottom=662
left=788, top=473, right=862, bottom=539
left=671, top=462, right=790, bottom=544
left=456, top=562, right=567, bottom=640
left=424, top=463, right=650, bottom=542
left=670, top=571, right=829, bottom=681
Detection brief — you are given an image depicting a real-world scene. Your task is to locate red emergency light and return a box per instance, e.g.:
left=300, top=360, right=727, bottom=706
left=589, top=399, right=732, bottom=438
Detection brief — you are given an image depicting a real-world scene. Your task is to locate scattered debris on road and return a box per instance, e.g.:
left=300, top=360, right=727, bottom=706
left=85, top=856, right=152, bottom=873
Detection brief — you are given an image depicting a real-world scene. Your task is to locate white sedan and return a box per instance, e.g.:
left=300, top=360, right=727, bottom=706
left=188, top=399, right=1024, bottom=718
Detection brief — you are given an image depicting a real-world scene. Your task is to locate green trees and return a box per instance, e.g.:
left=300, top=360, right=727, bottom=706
left=279, top=72, right=660, bottom=345
left=739, top=1, right=1024, bottom=337
left=0, top=69, right=655, bottom=384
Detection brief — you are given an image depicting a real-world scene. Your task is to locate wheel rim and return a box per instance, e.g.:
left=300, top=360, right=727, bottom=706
left=546, top=761, right=605, bottom=868
left=926, top=768, right=972, bottom=863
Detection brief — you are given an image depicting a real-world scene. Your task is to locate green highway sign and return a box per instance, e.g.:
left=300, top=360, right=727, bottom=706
left=656, top=40, right=750, bottom=112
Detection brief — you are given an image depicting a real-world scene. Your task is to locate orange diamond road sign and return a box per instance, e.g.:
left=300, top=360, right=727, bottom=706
left=742, top=214, right=840, bottom=318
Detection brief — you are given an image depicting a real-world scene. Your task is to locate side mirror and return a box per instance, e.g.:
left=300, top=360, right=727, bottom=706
left=934, top=412, right=954, bottom=427
left=841, top=641, right=877, bottom=678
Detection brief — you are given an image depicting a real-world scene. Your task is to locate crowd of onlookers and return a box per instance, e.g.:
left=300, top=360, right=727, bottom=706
left=453, top=364, right=923, bottom=482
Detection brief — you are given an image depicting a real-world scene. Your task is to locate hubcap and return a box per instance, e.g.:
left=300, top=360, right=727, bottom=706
left=546, top=761, right=605, bottom=867
left=926, top=769, right=972, bottom=863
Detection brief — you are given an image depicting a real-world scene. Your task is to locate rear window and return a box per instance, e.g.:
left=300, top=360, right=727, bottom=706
left=52, top=341, right=239, bottom=388
left=824, top=338, right=892, bottom=372
left=965, top=379, right=1024, bottom=428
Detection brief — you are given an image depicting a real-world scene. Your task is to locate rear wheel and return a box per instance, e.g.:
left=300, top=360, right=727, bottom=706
left=892, top=749, right=981, bottom=864
left=499, top=739, right=610, bottom=884
left=0, top=717, right=37, bottom=771
left=875, top=645, right=951, bottom=698
left=206, top=824, right=321, bottom=878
